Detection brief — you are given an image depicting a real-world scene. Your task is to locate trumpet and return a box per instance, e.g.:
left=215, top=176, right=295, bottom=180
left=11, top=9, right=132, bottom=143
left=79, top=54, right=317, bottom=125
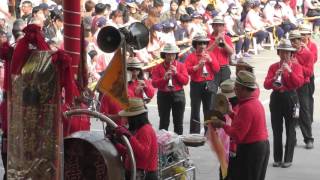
left=273, top=64, right=284, bottom=88
left=199, top=51, right=209, bottom=76
left=138, top=80, right=151, bottom=102
left=168, top=76, right=174, bottom=88
left=273, top=73, right=283, bottom=88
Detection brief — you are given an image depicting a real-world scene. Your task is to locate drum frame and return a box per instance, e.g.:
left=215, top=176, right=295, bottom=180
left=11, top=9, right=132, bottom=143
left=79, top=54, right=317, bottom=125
left=64, top=109, right=137, bottom=180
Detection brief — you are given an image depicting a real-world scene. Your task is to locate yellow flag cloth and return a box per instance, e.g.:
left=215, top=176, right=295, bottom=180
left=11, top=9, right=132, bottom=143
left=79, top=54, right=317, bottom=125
left=97, top=49, right=129, bottom=109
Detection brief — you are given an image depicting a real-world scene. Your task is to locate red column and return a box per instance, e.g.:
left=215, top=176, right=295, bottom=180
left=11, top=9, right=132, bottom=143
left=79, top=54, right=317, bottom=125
left=63, top=0, right=81, bottom=76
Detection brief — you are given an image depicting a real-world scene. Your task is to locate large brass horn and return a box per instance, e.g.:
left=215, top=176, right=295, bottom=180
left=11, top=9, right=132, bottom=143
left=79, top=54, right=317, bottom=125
left=97, top=22, right=149, bottom=53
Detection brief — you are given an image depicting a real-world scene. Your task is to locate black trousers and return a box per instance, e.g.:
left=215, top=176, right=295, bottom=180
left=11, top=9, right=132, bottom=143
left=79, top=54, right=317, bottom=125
left=309, top=75, right=315, bottom=123
left=269, top=91, right=298, bottom=163
left=297, top=82, right=314, bottom=143
left=157, top=90, right=185, bottom=135
left=233, top=140, right=270, bottom=180
left=189, top=81, right=213, bottom=134
left=1, top=135, right=7, bottom=180
left=210, top=66, right=231, bottom=110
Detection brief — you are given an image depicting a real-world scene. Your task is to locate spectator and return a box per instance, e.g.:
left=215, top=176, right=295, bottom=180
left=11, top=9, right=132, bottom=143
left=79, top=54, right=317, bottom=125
left=244, top=1, right=269, bottom=51
left=154, top=0, right=164, bottom=14
left=0, top=0, right=11, bottom=19
left=174, top=14, right=192, bottom=62
left=160, top=0, right=179, bottom=22
left=147, top=23, right=164, bottom=59
left=126, top=1, right=143, bottom=21
left=177, top=0, right=190, bottom=16
left=91, top=3, right=108, bottom=34
left=142, top=7, right=160, bottom=29
left=21, top=0, right=33, bottom=24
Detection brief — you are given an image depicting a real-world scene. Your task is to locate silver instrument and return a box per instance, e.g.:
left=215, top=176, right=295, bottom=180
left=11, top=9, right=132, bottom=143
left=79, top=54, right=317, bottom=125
left=202, top=65, right=208, bottom=76
left=168, top=76, right=174, bottom=88
left=273, top=64, right=285, bottom=88
left=273, top=72, right=283, bottom=88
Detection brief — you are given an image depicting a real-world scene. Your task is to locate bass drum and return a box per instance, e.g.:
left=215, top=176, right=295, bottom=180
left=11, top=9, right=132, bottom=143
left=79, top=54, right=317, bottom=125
left=64, top=131, right=125, bottom=180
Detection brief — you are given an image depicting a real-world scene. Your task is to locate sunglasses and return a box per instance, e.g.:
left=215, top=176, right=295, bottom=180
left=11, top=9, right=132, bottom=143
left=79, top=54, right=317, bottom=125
left=197, top=42, right=208, bottom=45
left=127, top=68, right=141, bottom=71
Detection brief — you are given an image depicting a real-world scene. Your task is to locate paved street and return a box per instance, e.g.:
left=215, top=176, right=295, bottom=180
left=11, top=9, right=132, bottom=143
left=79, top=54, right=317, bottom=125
left=1, top=42, right=320, bottom=179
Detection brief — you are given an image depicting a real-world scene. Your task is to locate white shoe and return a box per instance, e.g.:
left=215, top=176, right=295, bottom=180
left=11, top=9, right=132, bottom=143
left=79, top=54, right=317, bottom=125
left=257, top=45, right=265, bottom=51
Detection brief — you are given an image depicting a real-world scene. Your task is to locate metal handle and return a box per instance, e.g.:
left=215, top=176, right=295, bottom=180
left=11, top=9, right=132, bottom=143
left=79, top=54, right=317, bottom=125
left=64, top=109, right=136, bottom=180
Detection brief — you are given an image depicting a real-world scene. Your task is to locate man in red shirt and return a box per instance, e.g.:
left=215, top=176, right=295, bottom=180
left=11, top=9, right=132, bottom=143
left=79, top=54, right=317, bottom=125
left=211, top=71, right=269, bottom=180
left=289, top=30, right=315, bottom=149
left=264, top=39, right=304, bottom=168
left=185, top=34, right=220, bottom=133
left=152, top=43, right=189, bottom=135
left=300, top=25, right=317, bottom=124
left=207, top=16, right=234, bottom=110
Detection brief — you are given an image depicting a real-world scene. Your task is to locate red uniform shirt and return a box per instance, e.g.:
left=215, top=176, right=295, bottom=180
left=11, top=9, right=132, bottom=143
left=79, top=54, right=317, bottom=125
left=116, top=124, right=158, bottom=171
left=223, top=96, right=268, bottom=144
left=184, top=51, right=220, bottom=82
left=152, top=60, right=189, bottom=92
left=307, top=40, right=318, bottom=63
left=127, top=79, right=155, bottom=99
left=293, top=47, right=314, bottom=83
left=208, top=34, right=234, bottom=66
left=264, top=62, right=304, bottom=91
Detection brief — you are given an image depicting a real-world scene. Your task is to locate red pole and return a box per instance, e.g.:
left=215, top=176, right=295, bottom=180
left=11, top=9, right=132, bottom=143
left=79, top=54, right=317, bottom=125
left=63, top=0, right=81, bottom=76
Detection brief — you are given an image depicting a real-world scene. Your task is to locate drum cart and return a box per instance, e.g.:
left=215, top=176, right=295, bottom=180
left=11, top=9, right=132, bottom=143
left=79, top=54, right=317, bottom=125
left=64, top=109, right=198, bottom=180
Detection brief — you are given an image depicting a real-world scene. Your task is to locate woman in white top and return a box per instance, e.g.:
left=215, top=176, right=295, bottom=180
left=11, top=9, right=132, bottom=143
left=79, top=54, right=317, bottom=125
left=224, top=3, right=251, bottom=58
left=245, top=1, right=269, bottom=51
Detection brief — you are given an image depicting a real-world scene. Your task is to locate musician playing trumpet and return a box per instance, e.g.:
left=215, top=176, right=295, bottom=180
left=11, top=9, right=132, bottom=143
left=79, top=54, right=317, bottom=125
left=264, top=39, right=304, bottom=168
left=185, top=34, right=220, bottom=134
left=152, top=43, right=189, bottom=135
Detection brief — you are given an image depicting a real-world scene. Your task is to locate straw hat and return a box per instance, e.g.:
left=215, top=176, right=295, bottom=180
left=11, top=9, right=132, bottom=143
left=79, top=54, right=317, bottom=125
left=210, top=16, right=225, bottom=24
left=289, top=30, right=302, bottom=39
left=118, top=98, right=147, bottom=117
left=299, top=24, right=312, bottom=34
left=236, top=59, right=254, bottom=69
left=277, top=39, right=296, bottom=51
left=235, top=71, right=257, bottom=89
left=127, top=57, right=143, bottom=69
left=218, top=79, right=236, bottom=98
left=161, top=43, right=180, bottom=54
left=192, top=33, right=210, bottom=42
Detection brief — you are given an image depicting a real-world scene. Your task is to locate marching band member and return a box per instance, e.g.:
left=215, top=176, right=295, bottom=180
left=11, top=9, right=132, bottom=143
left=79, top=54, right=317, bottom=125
left=300, top=24, right=318, bottom=123
left=207, top=16, right=234, bottom=109
left=113, top=98, right=158, bottom=180
left=185, top=34, right=220, bottom=134
left=264, top=39, right=304, bottom=168
left=152, top=43, right=189, bottom=135
left=244, top=0, right=269, bottom=51
left=289, top=30, right=315, bottom=149
left=210, top=71, right=270, bottom=180
left=127, top=57, right=155, bottom=102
